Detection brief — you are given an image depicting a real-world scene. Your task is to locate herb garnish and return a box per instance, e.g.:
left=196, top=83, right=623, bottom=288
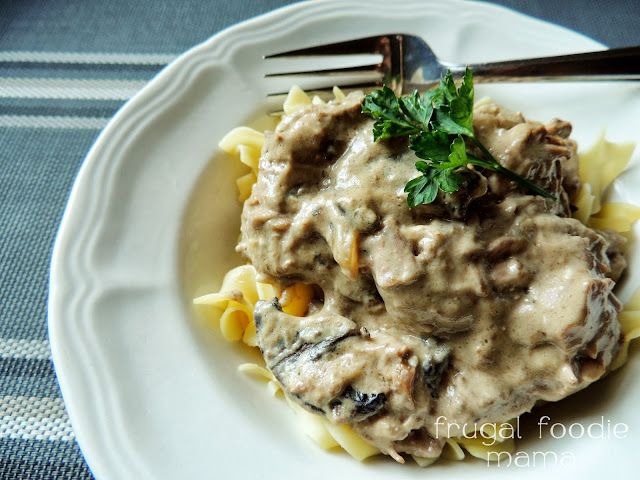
left=361, top=68, right=556, bottom=207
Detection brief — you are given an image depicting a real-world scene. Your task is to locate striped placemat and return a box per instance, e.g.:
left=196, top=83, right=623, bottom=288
left=0, top=50, right=174, bottom=479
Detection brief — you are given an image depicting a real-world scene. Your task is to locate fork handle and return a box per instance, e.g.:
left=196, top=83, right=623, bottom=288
left=450, top=46, right=640, bottom=83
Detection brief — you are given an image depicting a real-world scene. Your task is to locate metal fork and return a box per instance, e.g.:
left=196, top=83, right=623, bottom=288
left=264, top=33, right=640, bottom=96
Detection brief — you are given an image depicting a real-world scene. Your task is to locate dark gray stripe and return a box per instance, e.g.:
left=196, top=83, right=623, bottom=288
left=0, top=105, right=118, bottom=117
left=0, top=103, right=120, bottom=118
left=0, top=128, right=98, bottom=340
left=0, top=97, right=125, bottom=117
left=0, top=358, right=62, bottom=397
left=1, top=62, right=165, bottom=81
left=0, top=60, right=166, bottom=69
left=0, top=0, right=296, bottom=54
left=0, top=439, right=94, bottom=480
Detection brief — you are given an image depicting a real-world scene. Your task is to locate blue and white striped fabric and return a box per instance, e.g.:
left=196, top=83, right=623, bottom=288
left=0, top=0, right=637, bottom=478
left=0, top=52, right=169, bottom=480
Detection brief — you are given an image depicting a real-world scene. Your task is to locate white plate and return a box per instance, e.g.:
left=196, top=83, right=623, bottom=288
left=49, top=0, right=640, bottom=478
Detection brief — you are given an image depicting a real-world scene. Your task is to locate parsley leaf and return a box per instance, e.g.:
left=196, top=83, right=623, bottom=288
left=404, top=167, right=440, bottom=207
left=404, top=134, right=469, bottom=207
left=362, top=67, right=556, bottom=207
left=399, top=90, right=433, bottom=131
left=432, top=68, right=474, bottom=137
left=361, top=86, right=420, bottom=140
left=410, top=130, right=451, bottom=163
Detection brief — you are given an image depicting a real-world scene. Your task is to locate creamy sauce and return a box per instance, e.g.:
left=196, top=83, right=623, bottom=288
left=236, top=93, right=626, bottom=461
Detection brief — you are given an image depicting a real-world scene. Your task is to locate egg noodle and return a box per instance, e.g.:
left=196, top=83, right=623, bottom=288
left=194, top=86, right=640, bottom=465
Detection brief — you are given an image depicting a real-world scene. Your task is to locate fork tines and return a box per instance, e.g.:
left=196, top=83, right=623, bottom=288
left=264, top=35, right=394, bottom=58
left=263, top=34, right=400, bottom=96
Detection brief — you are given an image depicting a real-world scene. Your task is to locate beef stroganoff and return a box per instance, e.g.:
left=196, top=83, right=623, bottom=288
left=194, top=81, right=640, bottom=465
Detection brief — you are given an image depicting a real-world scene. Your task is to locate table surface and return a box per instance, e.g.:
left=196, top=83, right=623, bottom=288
left=1, top=0, right=639, bottom=478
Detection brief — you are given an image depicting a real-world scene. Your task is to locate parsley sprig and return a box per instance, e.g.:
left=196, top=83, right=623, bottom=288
left=361, top=68, right=556, bottom=207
